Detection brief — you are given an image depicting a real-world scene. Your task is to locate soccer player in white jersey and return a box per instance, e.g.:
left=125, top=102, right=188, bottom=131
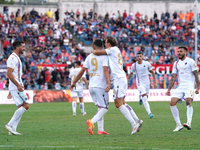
left=166, top=46, right=199, bottom=132
left=71, top=39, right=111, bottom=135
left=91, top=36, right=143, bottom=135
left=4, top=40, right=29, bottom=135
left=127, top=52, right=157, bottom=118
left=69, top=61, right=88, bottom=116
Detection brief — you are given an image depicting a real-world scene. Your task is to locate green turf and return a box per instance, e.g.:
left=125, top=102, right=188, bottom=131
left=0, top=102, right=200, bottom=150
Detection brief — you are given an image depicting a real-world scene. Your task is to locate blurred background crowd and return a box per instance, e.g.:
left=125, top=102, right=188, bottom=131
left=0, top=6, right=200, bottom=90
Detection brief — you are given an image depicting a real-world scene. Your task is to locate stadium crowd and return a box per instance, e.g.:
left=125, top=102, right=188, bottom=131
left=0, top=7, right=200, bottom=90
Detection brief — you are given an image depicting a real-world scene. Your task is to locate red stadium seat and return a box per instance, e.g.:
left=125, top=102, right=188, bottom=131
left=130, top=53, right=134, bottom=57
left=125, top=56, right=129, bottom=60
left=135, top=47, right=140, bottom=52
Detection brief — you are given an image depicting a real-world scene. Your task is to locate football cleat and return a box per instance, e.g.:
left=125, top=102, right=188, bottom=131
left=73, top=113, right=76, bottom=117
left=97, top=130, right=109, bottom=135
left=173, top=124, right=183, bottom=132
left=183, top=123, right=191, bottom=130
left=86, top=120, right=94, bottom=135
left=131, top=124, right=139, bottom=135
left=137, top=120, right=143, bottom=132
left=82, top=112, right=87, bottom=116
left=4, top=125, right=18, bottom=135
left=149, top=113, right=154, bottom=118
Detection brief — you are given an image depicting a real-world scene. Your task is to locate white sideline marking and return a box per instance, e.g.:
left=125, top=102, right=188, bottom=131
left=0, top=145, right=187, bottom=150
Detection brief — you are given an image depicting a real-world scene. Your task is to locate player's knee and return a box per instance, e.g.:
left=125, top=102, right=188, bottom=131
left=186, top=100, right=192, bottom=106
left=169, top=101, right=175, bottom=106
left=23, top=103, right=29, bottom=110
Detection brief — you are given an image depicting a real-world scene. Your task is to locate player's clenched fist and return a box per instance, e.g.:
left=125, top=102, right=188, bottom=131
left=166, top=90, right=171, bottom=96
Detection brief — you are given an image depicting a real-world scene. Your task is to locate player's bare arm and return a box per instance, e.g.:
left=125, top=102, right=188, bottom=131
left=127, top=72, right=133, bottom=82
left=70, top=67, right=87, bottom=90
left=83, top=77, right=89, bottom=89
left=103, top=66, right=111, bottom=92
left=166, top=73, right=177, bottom=96
left=192, top=70, right=200, bottom=94
left=7, top=67, right=24, bottom=92
left=91, top=50, right=107, bottom=55
left=150, top=70, right=157, bottom=88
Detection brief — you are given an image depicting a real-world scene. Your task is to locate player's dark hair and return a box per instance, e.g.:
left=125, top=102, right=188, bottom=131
left=178, top=46, right=187, bottom=51
left=13, top=40, right=25, bottom=49
left=106, top=36, right=118, bottom=46
left=137, top=52, right=143, bottom=55
left=75, top=61, right=81, bottom=66
left=93, top=39, right=103, bottom=48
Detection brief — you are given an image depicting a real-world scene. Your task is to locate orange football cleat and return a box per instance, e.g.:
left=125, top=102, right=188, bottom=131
left=86, top=120, right=94, bottom=135
left=97, top=130, right=109, bottom=135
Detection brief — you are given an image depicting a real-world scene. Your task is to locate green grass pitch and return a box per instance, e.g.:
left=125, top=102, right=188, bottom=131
left=0, top=102, right=200, bottom=150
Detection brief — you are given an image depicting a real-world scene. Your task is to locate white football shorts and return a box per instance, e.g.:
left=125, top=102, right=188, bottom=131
left=172, top=86, right=195, bottom=100
left=89, top=87, right=109, bottom=108
left=10, top=90, right=28, bottom=107
left=71, top=91, right=83, bottom=98
left=137, top=84, right=150, bottom=96
left=113, top=77, right=127, bottom=100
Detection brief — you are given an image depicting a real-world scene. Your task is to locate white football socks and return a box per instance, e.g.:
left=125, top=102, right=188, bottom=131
left=142, top=96, right=151, bottom=115
left=187, top=105, right=193, bottom=125
left=170, top=105, right=181, bottom=126
left=97, top=116, right=104, bottom=132
left=80, top=103, right=84, bottom=114
left=125, top=103, right=139, bottom=123
left=118, top=105, right=137, bottom=127
left=92, top=108, right=108, bottom=124
left=12, top=115, right=22, bottom=131
left=7, top=107, right=26, bottom=127
left=72, top=101, right=76, bottom=114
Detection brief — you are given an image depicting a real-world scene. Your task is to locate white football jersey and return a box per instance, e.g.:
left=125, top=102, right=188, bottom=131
left=7, top=52, right=23, bottom=91
left=172, top=57, right=197, bottom=88
left=83, top=53, right=109, bottom=89
left=69, top=67, right=86, bottom=91
left=130, top=61, right=152, bottom=86
left=105, top=46, right=126, bottom=80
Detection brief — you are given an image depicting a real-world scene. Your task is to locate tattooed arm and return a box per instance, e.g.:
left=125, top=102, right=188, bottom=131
left=166, top=73, right=177, bottom=96
left=193, top=70, right=200, bottom=94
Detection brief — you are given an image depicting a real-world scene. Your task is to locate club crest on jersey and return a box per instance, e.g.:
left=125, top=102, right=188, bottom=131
left=144, top=65, right=145, bottom=67
left=185, top=62, right=187, bottom=65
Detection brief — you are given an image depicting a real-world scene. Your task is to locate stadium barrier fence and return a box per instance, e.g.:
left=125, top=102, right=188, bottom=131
left=1, top=89, right=200, bottom=105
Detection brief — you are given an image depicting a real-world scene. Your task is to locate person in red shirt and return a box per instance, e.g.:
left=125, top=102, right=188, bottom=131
left=135, top=11, right=141, bottom=20
left=3, top=36, right=10, bottom=51
left=123, top=10, right=127, bottom=20
left=45, top=69, right=51, bottom=83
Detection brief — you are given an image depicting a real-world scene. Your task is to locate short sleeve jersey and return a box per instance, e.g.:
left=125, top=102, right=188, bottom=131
left=83, top=53, right=109, bottom=89
left=105, top=46, right=126, bottom=80
left=172, top=57, right=197, bottom=87
left=7, top=52, right=23, bottom=90
left=130, top=61, right=152, bottom=86
left=69, top=67, right=86, bottom=91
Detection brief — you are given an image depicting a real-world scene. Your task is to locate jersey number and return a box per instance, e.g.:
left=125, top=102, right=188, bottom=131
left=118, top=53, right=123, bottom=69
left=72, top=75, right=81, bottom=83
left=91, top=58, right=98, bottom=72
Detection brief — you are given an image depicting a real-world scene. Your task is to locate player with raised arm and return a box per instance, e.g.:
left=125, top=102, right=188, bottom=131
left=91, top=36, right=142, bottom=135
left=69, top=61, right=88, bottom=116
left=127, top=52, right=157, bottom=118
left=71, top=39, right=111, bottom=135
left=5, top=40, right=29, bottom=135
left=166, top=46, right=199, bottom=132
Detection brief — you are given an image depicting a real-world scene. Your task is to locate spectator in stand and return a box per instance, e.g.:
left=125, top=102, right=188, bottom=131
left=179, top=11, right=184, bottom=21
left=3, top=36, right=10, bottom=53
left=189, top=10, right=194, bottom=21
left=15, top=9, right=20, bottom=18
left=165, top=10, right=170, bottom=19
left=16, top=14, right=22, bottom=24
left=88, top=9, right=93, bottom=19
left=173, top=11, right=178, bottom=20
left=76, top=9, right=80, bottom=18
left=161, top=12, right=165, bottom=21
left=123, top=10, right=127, bottom=20
left=55, top=9, right=59, bottom=21
left=46, top=8, right=53, bottom=19
left=135, top=11, right=141, bottom=20
left=117, top=10, right=121, bottom=19
left=3, top=5, right=9, bottom=15
left=153, top=11, right=157, bottom=19
left=185, top=11, right=190, bottom=22
left=70, top=9, right=75, bottom=19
